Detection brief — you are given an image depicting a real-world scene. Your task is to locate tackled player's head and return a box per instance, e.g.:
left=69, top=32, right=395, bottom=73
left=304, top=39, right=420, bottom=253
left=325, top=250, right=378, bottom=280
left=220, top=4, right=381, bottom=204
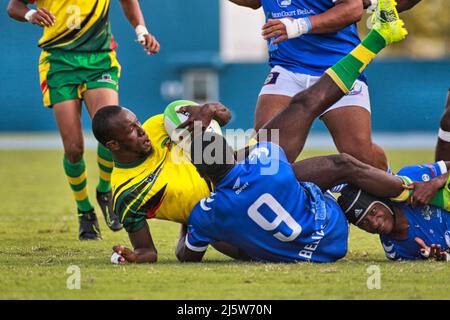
left=190, top=131, right=235, bottom=186
left=92, top=106, right=153, bottom=158
left=338, top=185, right=396, bottom=235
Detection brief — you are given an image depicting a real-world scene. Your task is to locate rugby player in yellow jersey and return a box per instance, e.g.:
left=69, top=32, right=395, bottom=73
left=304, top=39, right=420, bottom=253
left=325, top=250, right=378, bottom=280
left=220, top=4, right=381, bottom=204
left=7, top=0, right=160, bottom=240
left=91, top=102, right=232, bottom=263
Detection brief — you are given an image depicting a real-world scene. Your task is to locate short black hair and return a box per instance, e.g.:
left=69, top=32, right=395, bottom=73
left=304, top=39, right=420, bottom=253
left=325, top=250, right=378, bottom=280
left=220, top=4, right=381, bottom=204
left=92, top=105, right=124, bottom=145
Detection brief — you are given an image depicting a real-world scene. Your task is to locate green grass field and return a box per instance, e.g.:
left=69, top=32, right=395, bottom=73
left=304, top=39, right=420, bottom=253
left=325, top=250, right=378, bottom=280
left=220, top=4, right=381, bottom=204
left=1, top=149, right=449, bottom=300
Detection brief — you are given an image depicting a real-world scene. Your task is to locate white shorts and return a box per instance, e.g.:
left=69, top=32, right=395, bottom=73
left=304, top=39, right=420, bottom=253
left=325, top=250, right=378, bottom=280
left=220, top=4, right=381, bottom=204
left=259, top=65, right=371, bottom=117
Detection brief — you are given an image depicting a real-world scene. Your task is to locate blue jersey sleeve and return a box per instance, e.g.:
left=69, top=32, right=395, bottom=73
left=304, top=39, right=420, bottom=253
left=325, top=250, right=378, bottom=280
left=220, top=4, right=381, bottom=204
left=185, top=201, right=214, bottom=252
left=185, top=224, right=211, bottom=253
left=396, top=161, right=447, bottom=182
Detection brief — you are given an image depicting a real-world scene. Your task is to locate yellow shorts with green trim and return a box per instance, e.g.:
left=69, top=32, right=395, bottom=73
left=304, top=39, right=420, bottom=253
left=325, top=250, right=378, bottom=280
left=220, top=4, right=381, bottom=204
left=38, top=50, right=121, bottom=107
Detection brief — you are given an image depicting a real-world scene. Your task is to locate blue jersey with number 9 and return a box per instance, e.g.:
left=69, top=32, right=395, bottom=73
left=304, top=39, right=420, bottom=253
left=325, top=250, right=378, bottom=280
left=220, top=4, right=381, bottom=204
left=186, top=142, right=349, bottom=263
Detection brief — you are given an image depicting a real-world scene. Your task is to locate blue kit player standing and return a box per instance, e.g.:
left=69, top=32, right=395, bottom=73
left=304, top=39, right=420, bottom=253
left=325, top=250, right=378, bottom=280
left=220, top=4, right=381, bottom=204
left=228, top=0, right=388, bottom=170
left=339, top=161, right=450, bottom=262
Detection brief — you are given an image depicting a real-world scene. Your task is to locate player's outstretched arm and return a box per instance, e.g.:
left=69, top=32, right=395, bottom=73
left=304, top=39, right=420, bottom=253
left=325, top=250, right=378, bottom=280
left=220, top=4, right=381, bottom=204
left=113, top=222, right=158, bottom=264
left=175, top=225, right=206, bottom=263
left=228, top=0, right=261, bottom=10
left=118, top=0, right=160, bottom=55
left=292, top=153, right=405, bottom=198
left=7, top=0, right=55, bottom=26
left=263, top=0, right=363, bottom=44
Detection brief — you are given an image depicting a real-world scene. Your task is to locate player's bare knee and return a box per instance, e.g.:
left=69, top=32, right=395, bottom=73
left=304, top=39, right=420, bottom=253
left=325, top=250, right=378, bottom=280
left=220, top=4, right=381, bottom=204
left=65, top=144, right=84, bottom=163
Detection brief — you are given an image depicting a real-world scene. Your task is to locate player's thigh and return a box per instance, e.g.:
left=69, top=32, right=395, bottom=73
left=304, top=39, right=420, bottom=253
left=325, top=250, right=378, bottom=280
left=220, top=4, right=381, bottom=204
left=82, top=50, right=121, bottom=118
left=255, top=66, right=301, bottom=131
left=83, top=88, right=119, bottom=119
left=255, top=94, right=292, bottom=131
left=53, top=100, right=84, bottom=161
left=322, top=106, right=375, bottom=163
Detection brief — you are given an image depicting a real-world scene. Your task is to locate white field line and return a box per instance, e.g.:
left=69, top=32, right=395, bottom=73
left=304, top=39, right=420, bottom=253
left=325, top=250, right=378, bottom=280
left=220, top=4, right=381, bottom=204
left=0, top=132, right=438, bottom=150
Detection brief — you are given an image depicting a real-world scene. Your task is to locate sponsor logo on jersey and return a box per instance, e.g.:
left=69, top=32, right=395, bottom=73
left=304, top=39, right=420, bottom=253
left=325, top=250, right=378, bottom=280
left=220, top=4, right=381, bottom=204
left=232, top=177, right=241, bottom=190
left=346, top=83, right=363, bottom=96
left=421, top=205, right=433, bottom=221
left=235, top=182, right=249, bottom=195
left=277, top=0, right=292, bottom=8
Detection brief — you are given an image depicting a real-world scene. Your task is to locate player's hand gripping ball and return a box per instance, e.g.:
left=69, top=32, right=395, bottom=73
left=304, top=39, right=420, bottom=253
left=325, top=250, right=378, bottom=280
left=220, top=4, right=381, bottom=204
left=164, top=100, right=222, bottom=150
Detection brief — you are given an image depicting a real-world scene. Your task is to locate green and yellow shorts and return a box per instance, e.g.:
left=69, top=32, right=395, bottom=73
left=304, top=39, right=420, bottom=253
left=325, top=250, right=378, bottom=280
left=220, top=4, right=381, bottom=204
left=38, top=50, right=121, bottom=107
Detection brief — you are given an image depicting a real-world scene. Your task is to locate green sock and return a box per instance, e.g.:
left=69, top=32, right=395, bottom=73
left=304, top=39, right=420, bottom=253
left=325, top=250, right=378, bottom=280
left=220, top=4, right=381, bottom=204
left=63, top=155, right=94, bottom=213
left=97, top=143, right=113, bottom=193
left=326, top=30, right=387, bottom=93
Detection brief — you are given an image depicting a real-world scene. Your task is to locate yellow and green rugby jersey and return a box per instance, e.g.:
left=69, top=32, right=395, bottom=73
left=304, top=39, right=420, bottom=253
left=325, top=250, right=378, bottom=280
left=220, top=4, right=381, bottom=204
left=25, top=0, right=116, bottom=51
left=111, top=115, right=213, bottom=233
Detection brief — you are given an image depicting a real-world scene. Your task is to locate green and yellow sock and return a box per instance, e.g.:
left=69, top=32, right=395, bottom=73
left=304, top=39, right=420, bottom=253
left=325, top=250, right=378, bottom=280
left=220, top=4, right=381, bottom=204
left=326, top=29, right=386, bottom=93
left=63, top=155, right=94, bottom=213
left=97, top=143, right=113, bottom=193
left=430, top=176, right=450, bottom=211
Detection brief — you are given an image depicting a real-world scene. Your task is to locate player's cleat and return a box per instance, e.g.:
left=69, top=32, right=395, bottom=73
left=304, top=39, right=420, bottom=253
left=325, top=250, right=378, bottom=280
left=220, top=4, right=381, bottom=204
left=371, top=0, right=408, bottom=44
left=97, top=190, right=123, bottom=232
left=78, top=210, right=102, bottom=240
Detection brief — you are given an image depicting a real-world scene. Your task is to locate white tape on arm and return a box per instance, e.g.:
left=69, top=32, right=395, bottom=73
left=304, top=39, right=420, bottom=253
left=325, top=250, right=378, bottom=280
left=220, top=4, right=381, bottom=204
left=279, top=17, right=312, bottom=39
left=438, top=128, right=450, bottom=142
left=135, top=25, right=149, bottom=44
left=24, top=9, right=37, bottom=22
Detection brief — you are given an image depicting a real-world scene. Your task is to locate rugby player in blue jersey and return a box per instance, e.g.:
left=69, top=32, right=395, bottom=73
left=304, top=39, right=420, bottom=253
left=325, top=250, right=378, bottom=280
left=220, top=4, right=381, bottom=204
left=338, top=161, right=450, bottom=262
left=229, top=0, right=421, bottom=170
left=230, top=0, right=388, bottom=169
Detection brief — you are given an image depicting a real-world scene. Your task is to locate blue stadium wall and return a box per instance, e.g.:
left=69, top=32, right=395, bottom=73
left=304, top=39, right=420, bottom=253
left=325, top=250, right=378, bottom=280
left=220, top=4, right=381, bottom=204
left=0, top=1, right=449, bottom=132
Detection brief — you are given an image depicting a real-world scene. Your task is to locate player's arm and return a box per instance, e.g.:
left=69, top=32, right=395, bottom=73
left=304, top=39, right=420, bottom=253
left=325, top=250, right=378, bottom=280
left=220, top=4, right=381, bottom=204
left=7, top=0, right=55, bottom=26
left=408, top=162, right=450, bottom=207
left=211, top=242, right=252, bottom=261
left=118, top=0, right=160, bottom=55
left=112, top=221, right=158, bottom=264
left=292, top=153, right=406, bottom=198
left=262, top=0, right=363, bottom=44
left=227, top=0, right=261, bottom=9
left=177, top=103, right=232, bottom=131
left=175, top=225, right=206, bottom=263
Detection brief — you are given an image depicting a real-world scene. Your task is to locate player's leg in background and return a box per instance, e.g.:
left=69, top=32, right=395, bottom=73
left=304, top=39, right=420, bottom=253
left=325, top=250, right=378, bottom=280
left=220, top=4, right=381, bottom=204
left=322, top=107, right=388, bottom=170
left=260, top=0, right=407, bottom=162
left=84, top=88, right=122, bottom=231
left=53, top=99, right=101, bottom=240
left=254, top=66, right=300, bottom=131
left=254, top=94, right=292, bottom=132
left=435, top=89, right=450, bottom=161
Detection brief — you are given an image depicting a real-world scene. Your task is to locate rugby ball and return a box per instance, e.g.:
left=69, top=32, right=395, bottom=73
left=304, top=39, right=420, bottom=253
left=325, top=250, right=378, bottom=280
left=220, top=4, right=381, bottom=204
left=163, top=100, right=222, bottom=145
